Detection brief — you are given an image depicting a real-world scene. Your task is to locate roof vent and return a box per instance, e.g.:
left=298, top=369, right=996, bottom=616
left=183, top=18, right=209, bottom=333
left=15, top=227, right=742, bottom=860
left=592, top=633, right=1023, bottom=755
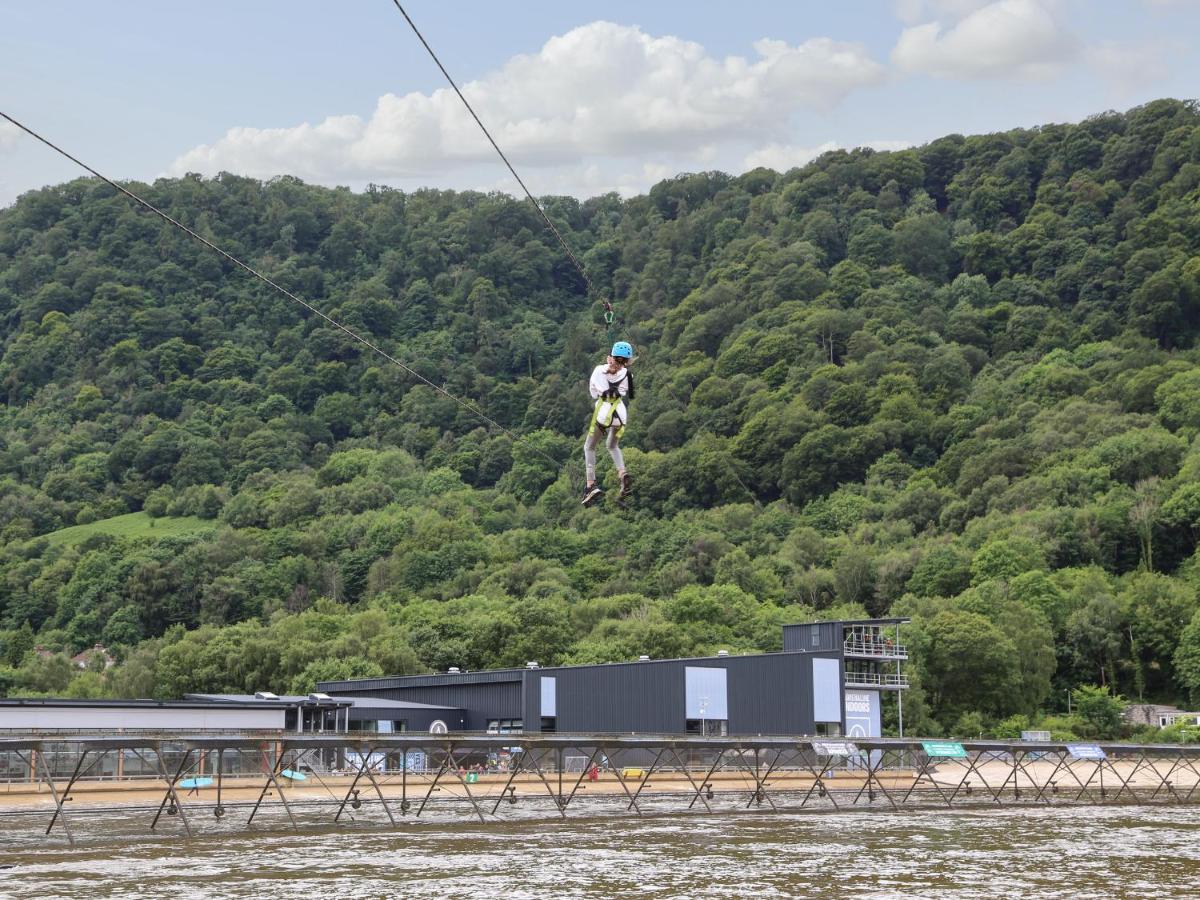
left=254, top=691, right=280, bottom=701
left=448, top=666, right=461, bottom=674
left=717, top=650, right=730, bottom=657
left=308, top=692, right=332, bottom=702
left=638, top=655, right=651, bottom=661
left=526, top=661, right=539, bottom=669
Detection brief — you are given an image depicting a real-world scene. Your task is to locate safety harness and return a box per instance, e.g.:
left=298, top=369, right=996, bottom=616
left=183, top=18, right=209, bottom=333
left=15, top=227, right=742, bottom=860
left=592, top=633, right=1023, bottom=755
left=592, top=369, right=633, bottom=437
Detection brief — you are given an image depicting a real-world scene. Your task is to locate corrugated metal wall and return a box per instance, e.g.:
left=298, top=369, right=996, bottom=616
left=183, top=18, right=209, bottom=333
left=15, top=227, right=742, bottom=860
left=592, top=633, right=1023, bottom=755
left=782, top=621, right=843, bottom=652
left=320, top=670, right=524, bottom=691
left=323, top=680, right=522, bottom=731
left=327, top=651, right=845, bottom=736
left=521, top=651, right=840, bottom=735
left=346, top=706, right=466, bottom=732
left=727, top=653, right=828, bottom=734
left=526, top=662, right=686, bottom=732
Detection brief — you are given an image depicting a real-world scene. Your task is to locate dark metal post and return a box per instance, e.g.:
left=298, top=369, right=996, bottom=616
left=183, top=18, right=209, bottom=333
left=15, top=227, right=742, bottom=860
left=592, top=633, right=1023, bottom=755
left=150, top=746, right=193, bottom=838
left=561, top=746, right=601, bottom=811
left=491, top=746, right=528, bottom=815
left=626, top=748, right=667, bottom=812
left=524, top=748, right=568, bottom=817
left=445, top=746, right=487, bottom=823
left=214, top=748, right=226, bottom=819
left=799, top=747, right=841, bottom=810
left=247, top=745, right=296, bottom=829
left=45, top=748, right=87, bottom=838
left=416, top=750, right=450, bottom=817
left=361, top=750, right=397, bottom=826
left=688, top=749, right=725, bottom=811
left=335, top=753, right=371, bottom=823
left=402, top=747, right=409, bottom=814
left=1031, top=751, right=1067, bottom=803
left=557, top=748, right=563, bottom=808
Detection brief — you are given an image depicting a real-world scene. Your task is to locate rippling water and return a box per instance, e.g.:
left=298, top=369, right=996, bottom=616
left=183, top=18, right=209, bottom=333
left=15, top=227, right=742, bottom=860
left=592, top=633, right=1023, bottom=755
left=2, top=804, right=1199, bottom=898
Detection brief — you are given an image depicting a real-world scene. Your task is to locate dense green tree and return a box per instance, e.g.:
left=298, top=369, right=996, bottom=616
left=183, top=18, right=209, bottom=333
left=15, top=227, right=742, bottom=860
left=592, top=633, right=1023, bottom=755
left=914, top=609, right=1020, bottom=721
left=1071, top=684, right=1126, bottom=739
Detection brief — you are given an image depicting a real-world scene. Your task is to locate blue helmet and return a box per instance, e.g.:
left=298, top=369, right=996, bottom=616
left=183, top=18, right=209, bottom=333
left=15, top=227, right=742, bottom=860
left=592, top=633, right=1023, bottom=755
left=611, top=341, right=634, bottom=360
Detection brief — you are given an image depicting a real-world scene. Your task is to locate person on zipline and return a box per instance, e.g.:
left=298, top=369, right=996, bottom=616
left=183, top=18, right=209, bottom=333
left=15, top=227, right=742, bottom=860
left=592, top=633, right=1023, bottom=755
left=582, top=341, right=634, bottom=506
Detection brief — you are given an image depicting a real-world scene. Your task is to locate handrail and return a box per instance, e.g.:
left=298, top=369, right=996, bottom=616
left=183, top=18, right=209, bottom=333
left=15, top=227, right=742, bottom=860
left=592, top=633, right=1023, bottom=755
left=843, top=641, right=907, bottom=657
left=844, top=672, right=909, bottom=687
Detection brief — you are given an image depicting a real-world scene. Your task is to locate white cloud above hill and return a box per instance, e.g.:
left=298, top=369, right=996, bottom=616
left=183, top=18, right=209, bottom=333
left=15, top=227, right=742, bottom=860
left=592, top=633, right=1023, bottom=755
left=892, top=0, right=1077, bottom=80
left=168, top=21, right=885, bottom=185
left=743, top=139, right=914, bottom=172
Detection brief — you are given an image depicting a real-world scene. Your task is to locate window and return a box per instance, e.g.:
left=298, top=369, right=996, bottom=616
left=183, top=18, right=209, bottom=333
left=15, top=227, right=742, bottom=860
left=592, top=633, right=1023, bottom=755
left=685, top=719, right=728, bottom=736
left=487, top=719, right=524, bottom=734
left=540, top=716, right=557, bottom=733
left=811, top=625, right=820, bottom=647
left=815, top=722, right=842, bottom=737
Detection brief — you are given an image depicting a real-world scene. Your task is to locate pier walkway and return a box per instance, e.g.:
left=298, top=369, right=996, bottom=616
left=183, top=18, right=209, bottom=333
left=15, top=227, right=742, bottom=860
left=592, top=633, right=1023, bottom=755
left=1, top=733, right=1197, bottom=843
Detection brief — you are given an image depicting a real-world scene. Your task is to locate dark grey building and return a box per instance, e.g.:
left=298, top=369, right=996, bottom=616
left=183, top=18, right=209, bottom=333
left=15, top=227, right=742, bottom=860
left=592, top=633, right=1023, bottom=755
left=319, top=618, right=909, bottom=738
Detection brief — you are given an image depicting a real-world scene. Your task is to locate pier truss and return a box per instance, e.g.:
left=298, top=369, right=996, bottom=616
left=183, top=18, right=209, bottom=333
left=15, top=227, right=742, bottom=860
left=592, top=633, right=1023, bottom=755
left=1, top=734, right=1198, bottom=843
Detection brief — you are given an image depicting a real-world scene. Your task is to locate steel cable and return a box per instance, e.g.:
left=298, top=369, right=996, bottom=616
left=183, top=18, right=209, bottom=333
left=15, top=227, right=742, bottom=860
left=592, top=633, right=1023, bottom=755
left=389, top=1, right=618, bottom=327
left=0, top=110, right=567, bottom=473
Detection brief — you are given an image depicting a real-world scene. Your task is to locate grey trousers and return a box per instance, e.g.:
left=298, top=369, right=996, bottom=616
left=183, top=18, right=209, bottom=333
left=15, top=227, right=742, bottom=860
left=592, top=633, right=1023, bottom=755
left=584, top=426, right=625, bottom=483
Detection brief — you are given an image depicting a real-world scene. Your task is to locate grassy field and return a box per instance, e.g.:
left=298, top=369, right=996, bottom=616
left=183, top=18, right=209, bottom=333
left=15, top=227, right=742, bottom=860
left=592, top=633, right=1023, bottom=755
left=42, top=512, right=217, bottom=548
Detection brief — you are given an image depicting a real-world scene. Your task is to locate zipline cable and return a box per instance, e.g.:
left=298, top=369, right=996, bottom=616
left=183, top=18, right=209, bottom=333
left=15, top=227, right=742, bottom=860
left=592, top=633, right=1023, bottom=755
left=389, top=1, right=620, bottom=337
left=0, top=110, right=566, bottom=471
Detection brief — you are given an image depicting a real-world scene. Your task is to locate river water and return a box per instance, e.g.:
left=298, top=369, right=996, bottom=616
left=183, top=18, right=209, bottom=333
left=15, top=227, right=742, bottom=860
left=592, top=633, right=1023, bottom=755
left=2, top=804, right=1199, bottom=898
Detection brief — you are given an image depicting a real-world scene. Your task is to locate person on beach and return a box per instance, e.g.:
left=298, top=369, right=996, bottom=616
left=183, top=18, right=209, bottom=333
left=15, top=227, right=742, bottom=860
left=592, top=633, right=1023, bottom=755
left=582, top=341, right=634, bottom=506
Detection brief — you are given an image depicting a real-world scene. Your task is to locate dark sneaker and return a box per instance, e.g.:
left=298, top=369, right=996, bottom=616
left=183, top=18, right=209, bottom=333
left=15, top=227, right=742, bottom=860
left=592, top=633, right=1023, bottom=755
left=619, top=472, right=632, bottom=498
left=582, top=483, right=603, bottom=506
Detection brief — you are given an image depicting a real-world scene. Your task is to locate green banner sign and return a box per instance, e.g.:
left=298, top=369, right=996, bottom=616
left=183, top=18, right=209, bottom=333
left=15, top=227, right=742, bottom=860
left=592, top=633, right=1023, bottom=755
left=922, top=741, right=967, bottom=758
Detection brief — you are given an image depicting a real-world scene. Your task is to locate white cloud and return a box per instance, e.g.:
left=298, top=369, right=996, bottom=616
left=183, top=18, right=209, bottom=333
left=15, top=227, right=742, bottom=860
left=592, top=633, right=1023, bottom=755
left=892, top=0, right=1077, bottom=80
left=743, top=141, right=841, bottom=171
left=894, top=0, right=992, bottom=25
left=1084, top=41, right=1171, bottom=94
left=168, top=21, right=884, bottom=184
left=487, top=161, right=681, bottom=200
left=744, top=139, right=914, bottom=172
left=0, top=120, right=21, bottom=151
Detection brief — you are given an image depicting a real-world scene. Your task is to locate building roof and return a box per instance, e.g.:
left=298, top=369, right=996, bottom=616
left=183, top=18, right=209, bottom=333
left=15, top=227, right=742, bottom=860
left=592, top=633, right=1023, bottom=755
left=70, top=643, right=115, bottom=668
left=0, top=697, right=295, bottom=710
left=184, top=693, right=461, bottom=712
left=185, top=693, right=352, bottom=708
left=319, top=648, right=835, bottom=692
left=786, top=618, right=912, bottom=627
left=341, top=697, right=461, bottom=711
left=1124, top=703, right=1200, bottom=716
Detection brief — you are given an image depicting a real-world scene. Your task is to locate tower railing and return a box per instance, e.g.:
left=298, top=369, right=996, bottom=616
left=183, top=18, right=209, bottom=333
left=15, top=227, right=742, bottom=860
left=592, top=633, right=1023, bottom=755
left=843, top=639, right=907, bottom=659
left=844, top=671, right=909, bottom=688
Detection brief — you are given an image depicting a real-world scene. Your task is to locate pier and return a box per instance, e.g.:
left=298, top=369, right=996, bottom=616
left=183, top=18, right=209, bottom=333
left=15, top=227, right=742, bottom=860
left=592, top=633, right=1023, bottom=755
left=2, top=733, right=1198, bottom=844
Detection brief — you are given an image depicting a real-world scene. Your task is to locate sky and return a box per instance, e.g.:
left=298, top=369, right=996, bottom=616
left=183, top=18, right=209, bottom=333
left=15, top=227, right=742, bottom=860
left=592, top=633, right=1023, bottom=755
left=1, top=0, right=1198, bottom=207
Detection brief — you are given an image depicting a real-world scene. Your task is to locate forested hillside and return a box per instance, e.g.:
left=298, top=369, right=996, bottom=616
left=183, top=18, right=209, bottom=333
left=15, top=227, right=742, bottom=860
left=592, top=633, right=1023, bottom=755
left=2, top=99, right=1200, bottom=739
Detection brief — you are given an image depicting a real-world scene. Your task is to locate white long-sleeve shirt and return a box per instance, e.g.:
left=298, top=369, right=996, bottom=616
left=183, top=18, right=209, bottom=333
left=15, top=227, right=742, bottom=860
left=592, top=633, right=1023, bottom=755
left=589, top=364, right=630, bottom=400
left=589, top=364, right=629, bottom=429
